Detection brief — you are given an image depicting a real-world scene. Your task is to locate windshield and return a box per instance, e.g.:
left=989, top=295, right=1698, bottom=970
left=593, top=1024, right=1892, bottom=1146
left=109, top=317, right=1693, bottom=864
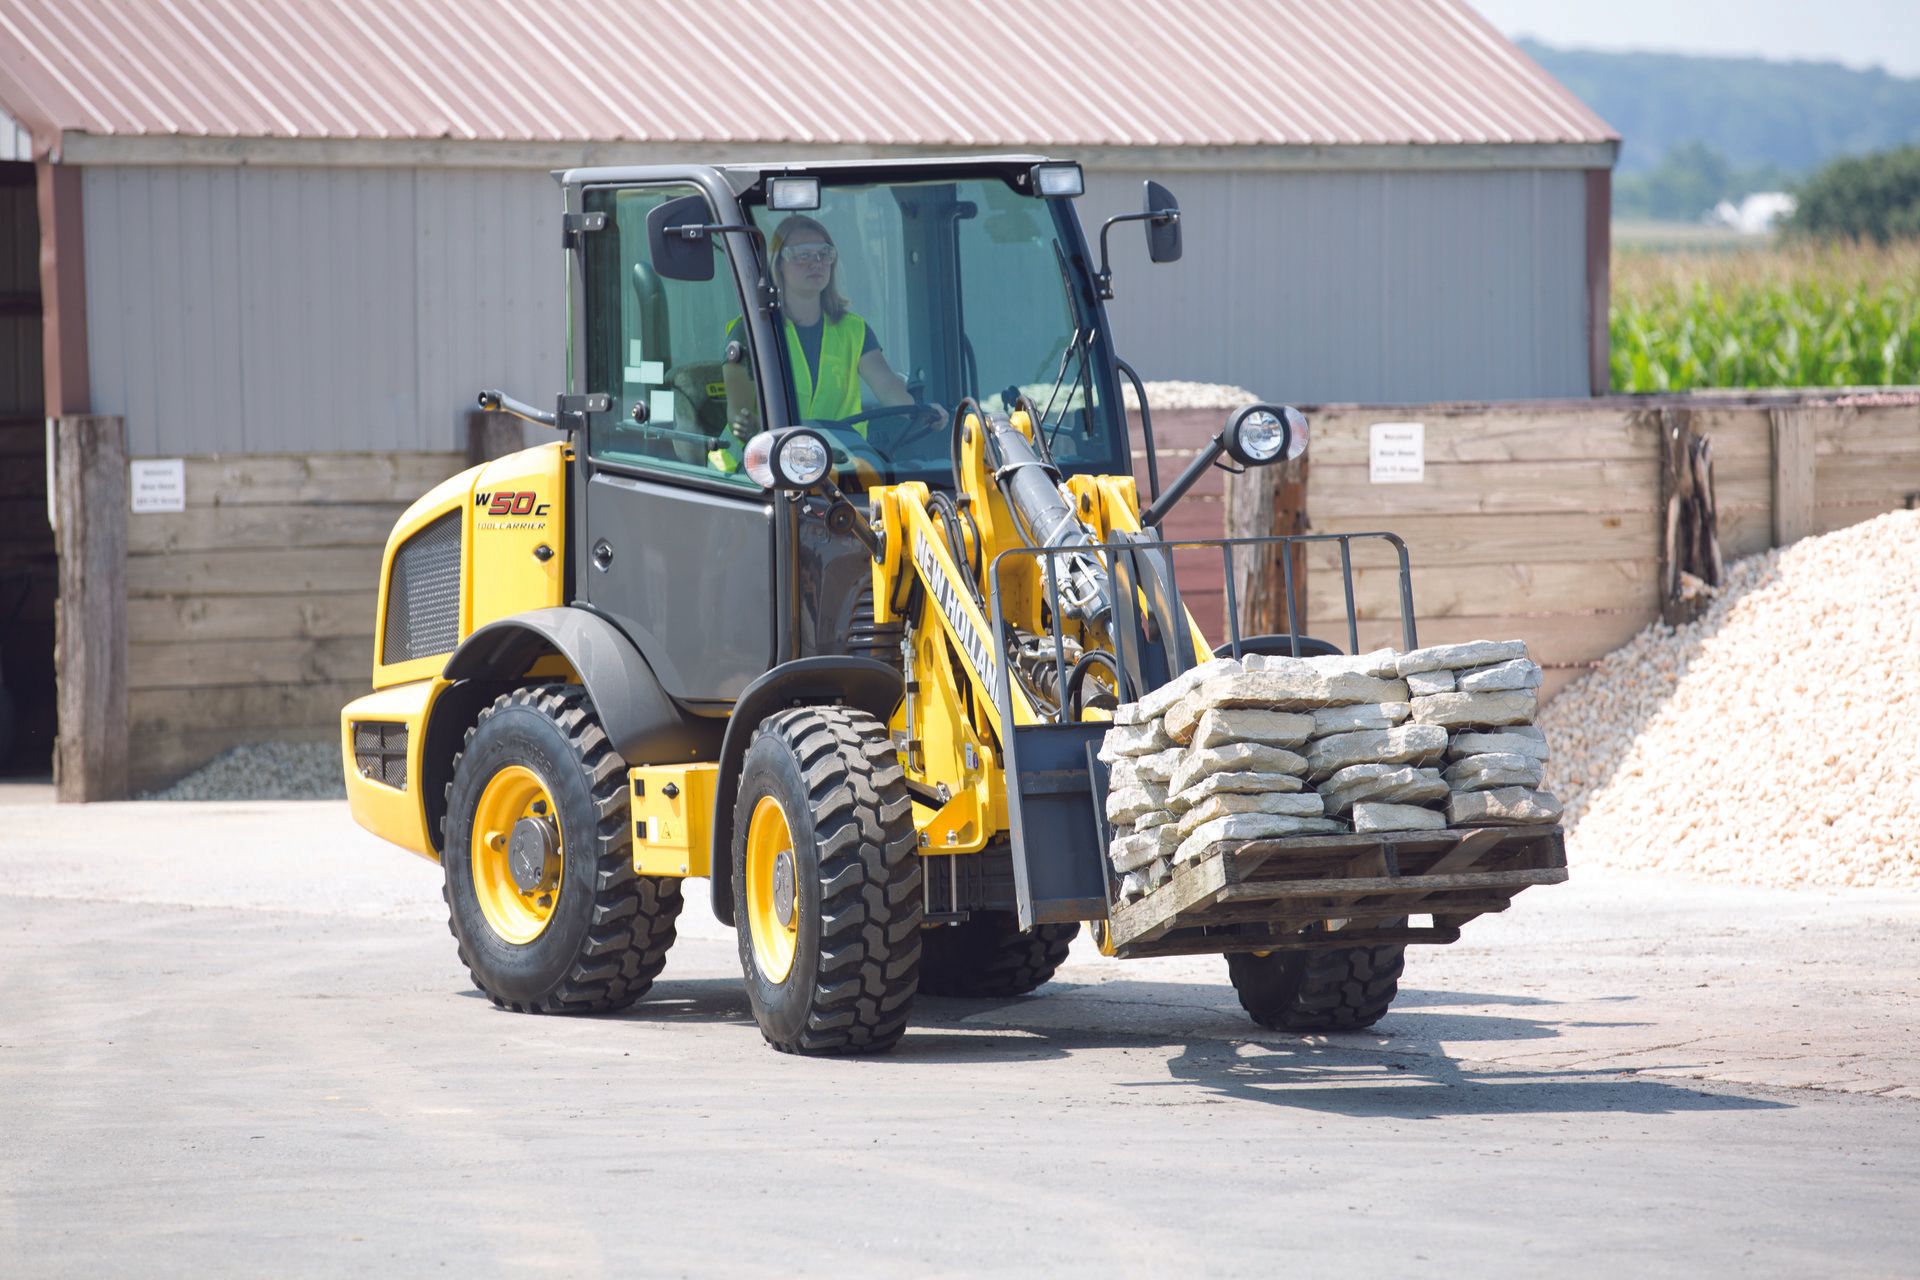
left=744, top=176, right=1126, bottom=490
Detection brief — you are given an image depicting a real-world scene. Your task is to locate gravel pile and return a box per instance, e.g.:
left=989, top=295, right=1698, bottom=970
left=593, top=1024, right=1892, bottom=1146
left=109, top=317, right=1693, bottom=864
left=1100, top=643, right=1559, bottom=903
left=1540, top=509, right=1920, bottom=889
left=143, top=741, right=346, bottom=801
left=1125, top=380, right=1262, bottom=410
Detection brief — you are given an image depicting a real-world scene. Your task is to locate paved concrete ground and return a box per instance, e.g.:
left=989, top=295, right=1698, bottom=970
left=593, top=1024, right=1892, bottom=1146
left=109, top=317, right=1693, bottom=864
left=3, top=794, right=1917, bottom=1276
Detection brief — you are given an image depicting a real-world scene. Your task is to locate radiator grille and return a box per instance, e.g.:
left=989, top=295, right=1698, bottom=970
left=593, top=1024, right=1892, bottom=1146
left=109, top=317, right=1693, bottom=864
left=352, top=721, right=409, bottom=789
left=381, top=511, right=461, bottom=665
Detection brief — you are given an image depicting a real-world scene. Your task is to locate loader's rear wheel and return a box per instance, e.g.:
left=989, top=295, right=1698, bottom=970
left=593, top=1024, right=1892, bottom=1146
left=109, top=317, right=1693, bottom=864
left=1226, top=939, right=1405, bottom=1032
left=443, top=684, right=681, bottom=1013
left=732, top=706, right=922, bottom=1055
left=918, top=913, right=1079, bottom=998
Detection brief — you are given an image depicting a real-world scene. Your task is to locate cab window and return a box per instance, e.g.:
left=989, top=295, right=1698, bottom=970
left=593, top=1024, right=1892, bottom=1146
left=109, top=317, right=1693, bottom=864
left=582, top=185, right=762, bottom=484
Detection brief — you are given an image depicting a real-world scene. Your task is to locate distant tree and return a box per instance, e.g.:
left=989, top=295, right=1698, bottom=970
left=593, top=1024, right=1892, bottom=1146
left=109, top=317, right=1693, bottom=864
left=1614, top=141, right=1793, bottom=222
left=1787, top=146, right=1920, bottom=242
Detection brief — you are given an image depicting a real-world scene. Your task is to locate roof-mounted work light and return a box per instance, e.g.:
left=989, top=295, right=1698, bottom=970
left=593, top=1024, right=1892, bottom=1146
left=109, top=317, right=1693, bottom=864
left=768, top=177, right=821, bottom=211
left=1030, top=163, right=1084, bottom=198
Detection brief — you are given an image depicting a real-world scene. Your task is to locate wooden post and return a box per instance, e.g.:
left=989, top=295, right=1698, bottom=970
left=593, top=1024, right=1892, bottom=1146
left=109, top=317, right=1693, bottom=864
left=465, top=409, right=524, bottom=467
left=1224, top=453, right=1309, bottom=641
left=1769, top=407, right=1817, bottom=547
left=52, top=415, right=128, bottom=801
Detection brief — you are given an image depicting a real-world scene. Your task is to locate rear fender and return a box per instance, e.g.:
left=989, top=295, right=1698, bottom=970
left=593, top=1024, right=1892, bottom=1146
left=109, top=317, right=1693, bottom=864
left=707, top=656, right=904, bottom=925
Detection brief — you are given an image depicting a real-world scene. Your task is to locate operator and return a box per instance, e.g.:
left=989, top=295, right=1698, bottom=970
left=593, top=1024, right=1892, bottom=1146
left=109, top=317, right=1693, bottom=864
left=712, top=214, right=930, bottom=474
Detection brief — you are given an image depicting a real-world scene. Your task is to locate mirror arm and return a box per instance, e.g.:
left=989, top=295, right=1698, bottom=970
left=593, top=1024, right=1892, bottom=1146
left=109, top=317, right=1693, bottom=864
left=477, top=389, right=558, bottom=429
left=1094, top=209, right=1180, bottom=300
left=1140, top=432, right=1227, bottom=530
left=812, top=476, right=884, bottom=560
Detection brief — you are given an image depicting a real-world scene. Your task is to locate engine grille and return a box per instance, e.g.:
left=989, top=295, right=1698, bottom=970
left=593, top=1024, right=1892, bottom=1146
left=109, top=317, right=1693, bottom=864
left=352, top=721, right=409, bottom=789
left=381, top=511, right=461, bottom=665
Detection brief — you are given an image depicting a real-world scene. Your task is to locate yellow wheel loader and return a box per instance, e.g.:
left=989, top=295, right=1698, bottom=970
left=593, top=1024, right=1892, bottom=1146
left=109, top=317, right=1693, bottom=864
left=342, top=157, right=1565, bottom=1054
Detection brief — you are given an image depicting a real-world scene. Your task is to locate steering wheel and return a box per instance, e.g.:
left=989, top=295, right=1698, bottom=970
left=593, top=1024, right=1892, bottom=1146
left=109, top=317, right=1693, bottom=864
left=810, top=403, right=947, bottom=465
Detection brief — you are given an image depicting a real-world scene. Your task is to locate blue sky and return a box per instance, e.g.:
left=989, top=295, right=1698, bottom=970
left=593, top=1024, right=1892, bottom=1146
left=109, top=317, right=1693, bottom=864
left=1470, top=0, right=1920, bottom=76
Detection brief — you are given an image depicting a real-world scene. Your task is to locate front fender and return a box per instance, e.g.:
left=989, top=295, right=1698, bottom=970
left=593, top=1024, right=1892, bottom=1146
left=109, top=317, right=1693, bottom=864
left=707, top=656, right=905, bottom=925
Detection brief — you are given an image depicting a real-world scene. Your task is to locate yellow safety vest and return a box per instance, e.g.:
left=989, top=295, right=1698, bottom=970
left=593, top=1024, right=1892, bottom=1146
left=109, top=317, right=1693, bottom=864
left=712, top=313, right=868, bottom=474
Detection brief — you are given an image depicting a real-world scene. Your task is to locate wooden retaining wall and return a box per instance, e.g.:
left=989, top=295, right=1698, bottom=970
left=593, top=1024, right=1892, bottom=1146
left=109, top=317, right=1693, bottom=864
left=125, top=451, right=462, bottom=792
left=1204, top=391, right=1920, bottom=703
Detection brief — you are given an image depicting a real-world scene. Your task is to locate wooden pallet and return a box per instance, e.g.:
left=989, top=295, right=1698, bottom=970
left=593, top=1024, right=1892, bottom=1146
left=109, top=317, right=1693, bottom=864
left=1106, top=824, right=1568, bottom=960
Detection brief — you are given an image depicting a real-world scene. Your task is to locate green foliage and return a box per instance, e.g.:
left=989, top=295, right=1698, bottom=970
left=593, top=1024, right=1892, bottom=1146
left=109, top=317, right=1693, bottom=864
left=1614, top=141, right=1794, bottom=222
left=1520, top=40, right=1920, bottom=176
left=1787, top=146, right=1920, bottom=243
left=1610, top=244, right=1920, bottom=391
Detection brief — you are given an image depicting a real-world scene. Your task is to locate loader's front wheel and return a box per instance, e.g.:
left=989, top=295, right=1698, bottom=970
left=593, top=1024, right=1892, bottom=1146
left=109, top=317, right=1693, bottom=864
left=1226, top=939, right=1405, bottom=1032
left=918, top=913, right=1079, bottom=998
left=443, top=684, right=681, bottom=1013
left=732, top=706, right=922, bottom=1055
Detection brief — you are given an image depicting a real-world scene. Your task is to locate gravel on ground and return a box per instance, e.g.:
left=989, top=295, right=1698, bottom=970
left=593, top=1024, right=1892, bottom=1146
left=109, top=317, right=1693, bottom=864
left=143, top=741, right=346, bottom=801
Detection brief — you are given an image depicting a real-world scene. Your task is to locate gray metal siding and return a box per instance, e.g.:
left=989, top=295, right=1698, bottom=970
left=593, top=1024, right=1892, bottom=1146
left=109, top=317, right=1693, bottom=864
left=84, top=165, right=563, bottom=456
left=1084, top=167, right=1591, bottom=403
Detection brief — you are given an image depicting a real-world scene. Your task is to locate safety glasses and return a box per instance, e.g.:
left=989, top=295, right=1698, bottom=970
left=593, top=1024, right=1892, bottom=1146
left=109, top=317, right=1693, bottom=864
left=781, top=244, right=837, bottom=265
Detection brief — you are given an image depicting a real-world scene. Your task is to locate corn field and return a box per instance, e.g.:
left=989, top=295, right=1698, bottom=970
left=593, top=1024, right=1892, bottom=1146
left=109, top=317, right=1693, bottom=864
left=1610, top=240, right=1920, bottom=391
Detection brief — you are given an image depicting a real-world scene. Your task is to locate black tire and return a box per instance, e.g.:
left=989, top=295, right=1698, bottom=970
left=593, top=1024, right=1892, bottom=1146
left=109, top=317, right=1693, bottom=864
left=442, top=684, right=681, bottom=1013
left=918, top=913, right=1079, bottom=998
left=731, top=706, right=921, bottom=1055
left=1226, top=940, right=1405, bottom=1032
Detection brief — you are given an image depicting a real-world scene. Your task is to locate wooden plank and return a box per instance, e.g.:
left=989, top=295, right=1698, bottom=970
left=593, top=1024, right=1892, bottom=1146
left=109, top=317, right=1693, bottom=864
left=1720, top=504, right=1774, bottom=561
left=1107, top=855, right=1230, bottom=946
left=1814, top=502, right=1920, bottom=536
left=127, top=501, right=408, bottom=554
left=1218, top=866, right=1567, bottom=902
left=129, top=634, right=372, bottom=691
left=1771, top=407, right=1816, bottom=547
left=53, top=416, right=129, bottom=801
left=127, top=590, right=374, bottom=644
left=1811, top=453, right=1920, bottom=508
left=1116, top=925, right=1462, bottom=959
left=1813, top=405, right=1920, bottom=456
left=1310, top=459, right=1659, bottom=516
left=1307, top=511, right=1659, bottom=568
left=179, top=452, right=462, bottom=506
left=1539, top=667, right=1585, bottom=705
left=126, top=545, right=384, bottom=597
left=131, top=679, right=368, bottom=737
left=1305, top=557, right=1659, bottom=621
left=1304, top=408, right=1665, bottom=464
left=0, top=496, right=53, bottom=545
left=1331, top=609, right=1657, bottom=667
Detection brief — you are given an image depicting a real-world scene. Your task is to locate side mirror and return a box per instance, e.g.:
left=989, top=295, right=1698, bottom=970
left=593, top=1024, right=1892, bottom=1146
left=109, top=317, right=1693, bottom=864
left=647, top=194, right=716, bottom=282
left=1144, top=180, right=1181, bottom=264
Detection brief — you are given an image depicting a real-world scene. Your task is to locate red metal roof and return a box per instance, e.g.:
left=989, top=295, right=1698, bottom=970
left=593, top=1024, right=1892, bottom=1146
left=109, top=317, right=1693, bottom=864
left=0, top=0, right=1616, bottom=159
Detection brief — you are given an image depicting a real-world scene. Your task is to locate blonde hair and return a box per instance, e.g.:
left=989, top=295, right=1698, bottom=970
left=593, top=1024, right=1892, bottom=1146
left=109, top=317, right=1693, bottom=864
left=769, top=214, right=849, bottom=322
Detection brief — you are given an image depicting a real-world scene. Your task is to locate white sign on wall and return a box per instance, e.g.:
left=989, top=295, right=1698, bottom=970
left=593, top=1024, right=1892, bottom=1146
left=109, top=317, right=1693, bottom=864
left=130, top=458, right=186, bottom=513
left=1369, top=423, right=1425, bottom=484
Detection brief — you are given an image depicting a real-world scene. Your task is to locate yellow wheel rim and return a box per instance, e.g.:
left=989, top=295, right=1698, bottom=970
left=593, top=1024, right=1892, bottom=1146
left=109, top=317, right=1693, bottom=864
left=470, top=764, right=564, bottom=945
left=744, top=795, right=800, bottom=984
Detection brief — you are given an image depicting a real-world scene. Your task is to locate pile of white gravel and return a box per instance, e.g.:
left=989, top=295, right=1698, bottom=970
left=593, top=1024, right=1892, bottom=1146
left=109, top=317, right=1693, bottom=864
left=1540, top=509, right=1920, bottom=889
left=143, top=742, right=346, bottom=801
left=1125, top=380, right=1262, bottom=410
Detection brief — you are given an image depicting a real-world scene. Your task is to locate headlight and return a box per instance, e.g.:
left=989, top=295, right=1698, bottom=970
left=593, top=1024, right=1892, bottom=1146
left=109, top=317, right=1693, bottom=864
left=1223, top=403, right=1308, bottom=467
left=743, top=429, right=832, bottom=489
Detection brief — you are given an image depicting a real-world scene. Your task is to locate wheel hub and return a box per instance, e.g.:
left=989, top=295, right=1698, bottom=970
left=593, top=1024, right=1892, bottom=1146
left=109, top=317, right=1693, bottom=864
left=772, top=849, right=796, bottom=928
left=508, top=815, right=558, bottom=893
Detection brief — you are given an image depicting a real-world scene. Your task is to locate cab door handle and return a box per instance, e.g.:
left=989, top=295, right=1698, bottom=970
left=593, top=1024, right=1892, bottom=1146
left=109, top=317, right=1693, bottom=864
left=592, top=539, right=614, bottom=570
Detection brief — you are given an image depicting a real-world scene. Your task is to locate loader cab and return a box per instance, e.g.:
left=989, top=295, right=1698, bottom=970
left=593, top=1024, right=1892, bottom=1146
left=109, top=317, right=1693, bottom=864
left=561, top=158, right=1130, bottom=708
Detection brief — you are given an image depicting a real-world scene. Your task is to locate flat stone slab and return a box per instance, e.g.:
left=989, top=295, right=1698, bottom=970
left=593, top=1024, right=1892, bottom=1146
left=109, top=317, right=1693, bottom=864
left=1446, top=786, right=1564, bottom=826
left=1173, top=812, right=1346, bottom=866
left=1319, top=764, right=1448, bottom=816
left=1105, top=783, right=1170, bottom=826
left=1098, top=720, right=1173, bottom=760
left=1352, top=802, right=1448, bottom=832
left=1107, top=746, right=1184, bottom=793
left=1189, top=707, right=1316, bottom=750
left=1174, top=789, right=1325, bottom=840
left=1134, top=807, right=1176, bottom=832
left=1246, top=648, right=1400, bottom=679
left=1396, top=639, right=1529, bottom=676
left=1169, top=770, right=1308, bottom=813
left=1409, top=689, right=1538, bottom=729
left=1444, top=752, right=1547, bottom=792
left=1405, top=669, right=1456, bottom=696
left=1109, top=823, right=1180, bottom=872
left=1458, top=657, right=1543, bottom=692
left=1133, top=657, right=1242, bottom=722
left=1168, top=742, right=1309, bottom=797
left=1446, top=727, right=1550, bottom=761
left=1309, top=702, right=1412, bottom=737
left=1166, top=668, right=1412, bottom=741
left=1304, top=723, right=1448, bottom=781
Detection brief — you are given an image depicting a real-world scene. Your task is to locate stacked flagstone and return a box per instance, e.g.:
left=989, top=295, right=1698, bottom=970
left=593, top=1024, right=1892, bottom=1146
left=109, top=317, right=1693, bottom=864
left=1099, top=641, right=1562, bottom=903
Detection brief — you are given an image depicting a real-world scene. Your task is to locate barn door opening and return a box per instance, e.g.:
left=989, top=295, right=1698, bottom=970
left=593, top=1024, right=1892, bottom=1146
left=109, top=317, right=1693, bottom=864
left=0, top=161, right=54, bottom=777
